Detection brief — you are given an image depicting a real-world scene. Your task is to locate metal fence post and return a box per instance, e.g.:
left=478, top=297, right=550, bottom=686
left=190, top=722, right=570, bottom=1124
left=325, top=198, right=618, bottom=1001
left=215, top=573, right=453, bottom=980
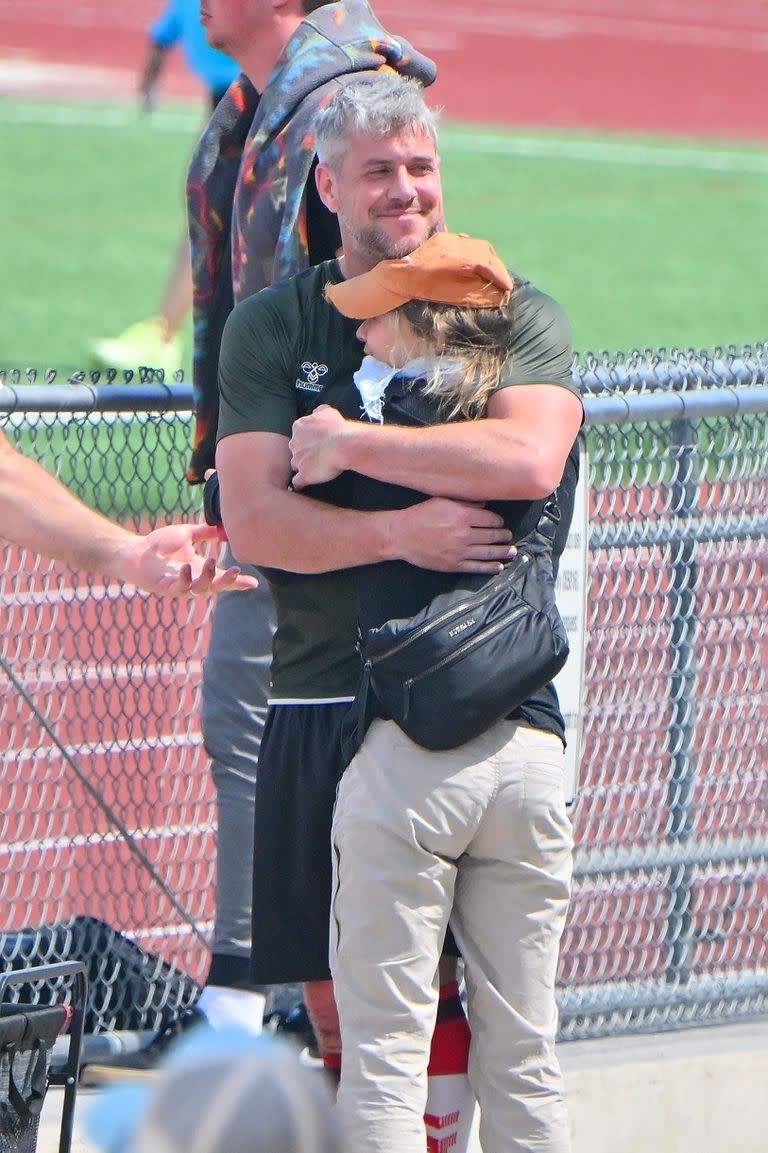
left=665, top=415, right=699, bottom=985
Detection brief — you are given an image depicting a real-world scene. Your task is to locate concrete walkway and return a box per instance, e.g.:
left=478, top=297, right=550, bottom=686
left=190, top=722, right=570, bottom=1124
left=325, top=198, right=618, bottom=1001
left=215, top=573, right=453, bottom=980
left=35, top=1018, right=768, bottom=1153
left=38, top=1085, right=97, bottom=1153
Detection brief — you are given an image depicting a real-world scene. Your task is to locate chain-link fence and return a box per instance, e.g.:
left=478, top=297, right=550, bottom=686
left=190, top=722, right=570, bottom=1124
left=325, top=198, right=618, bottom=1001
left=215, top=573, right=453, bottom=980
left=1, top=348, right=766, bottom=1041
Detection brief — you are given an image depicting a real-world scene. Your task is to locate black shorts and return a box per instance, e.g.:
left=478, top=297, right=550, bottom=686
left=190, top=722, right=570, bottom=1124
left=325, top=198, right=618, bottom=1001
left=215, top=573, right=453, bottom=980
left=249, top=700, right=461, bottom=984
left=250, top=702, right=350, bottom=985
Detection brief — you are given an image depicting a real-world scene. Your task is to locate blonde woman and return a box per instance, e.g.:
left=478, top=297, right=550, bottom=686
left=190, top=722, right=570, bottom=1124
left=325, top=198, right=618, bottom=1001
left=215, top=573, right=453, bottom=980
left=289, top=230, right=582, bottom=1153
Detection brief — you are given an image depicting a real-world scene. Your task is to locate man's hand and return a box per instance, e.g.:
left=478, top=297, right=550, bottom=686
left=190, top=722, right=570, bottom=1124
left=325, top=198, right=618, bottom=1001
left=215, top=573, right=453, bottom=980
left=390, top=498, right=516, bottom=574
left=115, top=522, right=259, bottom=596
left=290, top=405, right=350, bottom=488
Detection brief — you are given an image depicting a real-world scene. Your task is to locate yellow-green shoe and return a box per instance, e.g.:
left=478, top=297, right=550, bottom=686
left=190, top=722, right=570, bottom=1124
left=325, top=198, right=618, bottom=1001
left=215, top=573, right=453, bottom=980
left=89, top=316, right=182, bottom=380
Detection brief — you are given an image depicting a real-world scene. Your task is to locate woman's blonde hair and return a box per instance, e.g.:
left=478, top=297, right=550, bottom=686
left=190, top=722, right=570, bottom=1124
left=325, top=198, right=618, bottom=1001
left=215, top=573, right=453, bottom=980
left=398, top=297, right=514, bottom=419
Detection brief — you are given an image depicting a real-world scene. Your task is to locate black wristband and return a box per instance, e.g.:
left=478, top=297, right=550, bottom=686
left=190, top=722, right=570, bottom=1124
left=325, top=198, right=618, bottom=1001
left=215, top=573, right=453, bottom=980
left=203, top=472, right=223, bottom=527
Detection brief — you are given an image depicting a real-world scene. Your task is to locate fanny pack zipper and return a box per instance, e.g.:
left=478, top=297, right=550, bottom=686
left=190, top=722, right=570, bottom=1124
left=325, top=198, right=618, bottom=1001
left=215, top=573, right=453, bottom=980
left=368, top=551, right=532, bottom=665
left=401, top=602, right=530, bottom=719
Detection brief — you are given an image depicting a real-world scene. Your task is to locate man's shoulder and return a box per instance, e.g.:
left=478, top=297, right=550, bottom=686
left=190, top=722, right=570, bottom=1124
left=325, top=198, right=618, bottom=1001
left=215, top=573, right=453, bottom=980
left=510, top=277, right=568, bottom=327
left=499, top=275, right=576, bottom=391
left=219, top=258, right=361, bottom=413
left=257, top=260, right=338, bottom=303
left=232, top=261, right=338, bottom=322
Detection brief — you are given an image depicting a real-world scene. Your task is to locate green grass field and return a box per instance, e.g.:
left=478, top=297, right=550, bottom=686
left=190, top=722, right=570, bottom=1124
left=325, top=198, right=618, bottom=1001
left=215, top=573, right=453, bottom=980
left=1, top=97, right=767, bottom=373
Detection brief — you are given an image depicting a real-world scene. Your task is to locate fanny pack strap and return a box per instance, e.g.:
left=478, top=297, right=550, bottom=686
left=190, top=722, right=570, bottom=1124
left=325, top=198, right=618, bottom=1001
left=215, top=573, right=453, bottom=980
left=527, top=489, right=561, bottom=548
left=355, top=659, right=373, bottom=745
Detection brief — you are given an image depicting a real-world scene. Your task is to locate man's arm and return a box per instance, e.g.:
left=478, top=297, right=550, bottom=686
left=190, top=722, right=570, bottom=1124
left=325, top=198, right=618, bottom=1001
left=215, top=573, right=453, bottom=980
left=139, top=0, right=178, bottom=111
left=0, top=431, right=257, bottom=595
left=291, top=281, right=582, bottom=500
left=216, top=430, right=516, bottom=575
left=290, top=384, right=583, bottom=501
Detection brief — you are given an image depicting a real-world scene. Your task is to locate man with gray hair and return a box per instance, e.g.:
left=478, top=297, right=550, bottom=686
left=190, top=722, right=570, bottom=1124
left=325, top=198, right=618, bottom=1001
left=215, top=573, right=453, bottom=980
left=217, top=69, right=580, bottom=1153
left=84, top=17, right=474, bottom=1120
left=185, top=8, right=484, bottom=1151
left=214, top=64, right=492, bottom=1152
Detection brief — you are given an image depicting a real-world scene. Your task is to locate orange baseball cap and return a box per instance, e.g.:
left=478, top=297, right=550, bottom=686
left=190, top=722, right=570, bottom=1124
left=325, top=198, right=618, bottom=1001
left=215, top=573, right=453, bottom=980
left=325, top=231, right=513, bottom=319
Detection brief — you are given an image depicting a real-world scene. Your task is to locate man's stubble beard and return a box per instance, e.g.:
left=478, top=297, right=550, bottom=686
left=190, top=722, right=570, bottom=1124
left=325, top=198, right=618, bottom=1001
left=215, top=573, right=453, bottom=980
left=344, top=218, right=441, bottom=268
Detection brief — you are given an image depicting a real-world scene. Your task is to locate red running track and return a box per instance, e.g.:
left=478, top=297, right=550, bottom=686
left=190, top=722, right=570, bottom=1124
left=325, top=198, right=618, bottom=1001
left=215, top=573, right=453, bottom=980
left=1, top=0, right=767, bottom=137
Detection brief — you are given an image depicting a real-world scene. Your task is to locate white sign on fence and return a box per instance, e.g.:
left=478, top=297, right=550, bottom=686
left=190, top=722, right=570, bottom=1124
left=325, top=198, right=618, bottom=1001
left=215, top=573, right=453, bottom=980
left=553, top=442, right=589, bottom=805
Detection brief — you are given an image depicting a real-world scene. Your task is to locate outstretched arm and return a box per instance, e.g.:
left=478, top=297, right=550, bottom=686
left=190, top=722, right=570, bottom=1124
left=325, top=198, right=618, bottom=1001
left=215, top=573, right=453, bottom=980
left=0, top=431, right=257, bottom=595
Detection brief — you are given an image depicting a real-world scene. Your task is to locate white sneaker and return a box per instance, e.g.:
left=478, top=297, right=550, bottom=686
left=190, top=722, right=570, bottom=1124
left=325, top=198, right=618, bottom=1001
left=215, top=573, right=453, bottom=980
left=89, top=316, right=182, bottom=380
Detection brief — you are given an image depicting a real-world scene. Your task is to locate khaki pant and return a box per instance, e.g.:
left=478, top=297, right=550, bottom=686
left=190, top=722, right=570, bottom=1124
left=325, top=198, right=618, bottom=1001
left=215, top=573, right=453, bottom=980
left=330, top=719, right=573, bottom=1153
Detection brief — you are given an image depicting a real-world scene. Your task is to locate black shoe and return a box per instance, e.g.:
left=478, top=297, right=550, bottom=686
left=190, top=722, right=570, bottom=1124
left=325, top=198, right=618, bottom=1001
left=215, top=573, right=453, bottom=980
left=80, top=1007, right=207, bottom=1083
left=267, top=1001, right=320, bottom=1059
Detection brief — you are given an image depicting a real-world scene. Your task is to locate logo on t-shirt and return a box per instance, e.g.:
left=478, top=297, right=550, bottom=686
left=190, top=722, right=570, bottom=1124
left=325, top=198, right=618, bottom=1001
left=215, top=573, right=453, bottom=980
left=295, top=361, right=329, bottom=393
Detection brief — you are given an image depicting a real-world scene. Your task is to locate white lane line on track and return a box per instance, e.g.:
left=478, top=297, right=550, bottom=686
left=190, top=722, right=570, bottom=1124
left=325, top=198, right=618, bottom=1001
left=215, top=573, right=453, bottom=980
left=0, top=95, right=200, bottom=131
left=440, top=129, right=768, bottom=175
left=138, top=921, right=214, bottom=942
left=0, top=58, right=136, bottom=92
left=2, top=99, right=767, bottom=174
left=1, top=580, right=138, bottom=606
left=0, top=822, right=211, bottom=858
left=0, top=659, right=203, bottom=687
left=4, top=733, right=204, bottom=763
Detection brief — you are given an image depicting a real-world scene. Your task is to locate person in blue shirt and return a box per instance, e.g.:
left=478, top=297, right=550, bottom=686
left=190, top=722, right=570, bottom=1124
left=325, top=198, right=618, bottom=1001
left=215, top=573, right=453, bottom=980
left=140, top=0, right=240, bottom=112
left=89, top=0, right=239, bottom=380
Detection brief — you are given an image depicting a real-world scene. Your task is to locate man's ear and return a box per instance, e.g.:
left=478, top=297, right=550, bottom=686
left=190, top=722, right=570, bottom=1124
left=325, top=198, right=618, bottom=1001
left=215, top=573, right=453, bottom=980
left=314, top=162, right=340, bottom=213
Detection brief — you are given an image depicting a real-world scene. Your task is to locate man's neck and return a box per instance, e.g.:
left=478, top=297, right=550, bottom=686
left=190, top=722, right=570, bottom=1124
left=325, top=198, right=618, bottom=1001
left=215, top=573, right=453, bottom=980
left=338, top=253, right=379, bottom=279
left=237, top=15, right=304, bottom=92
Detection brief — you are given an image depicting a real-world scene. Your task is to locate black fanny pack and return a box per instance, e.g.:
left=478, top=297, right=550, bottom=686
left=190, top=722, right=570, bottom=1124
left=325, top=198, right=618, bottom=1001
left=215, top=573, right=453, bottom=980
left=346, top=500, right=570, bottom=755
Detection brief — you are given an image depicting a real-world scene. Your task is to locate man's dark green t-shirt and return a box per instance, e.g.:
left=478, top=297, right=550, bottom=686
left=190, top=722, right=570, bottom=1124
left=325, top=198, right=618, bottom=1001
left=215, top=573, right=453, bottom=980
left=218, top=260, right=361, bottom=700
left=217, top=258, right=578, bottom=709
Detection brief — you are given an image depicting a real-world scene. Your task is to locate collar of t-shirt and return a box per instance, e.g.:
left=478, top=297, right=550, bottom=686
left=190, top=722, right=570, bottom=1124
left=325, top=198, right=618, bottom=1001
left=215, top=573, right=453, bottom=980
left=352, top=353, right=474, bottom=423
left=352, top=355, right=434, bottom=422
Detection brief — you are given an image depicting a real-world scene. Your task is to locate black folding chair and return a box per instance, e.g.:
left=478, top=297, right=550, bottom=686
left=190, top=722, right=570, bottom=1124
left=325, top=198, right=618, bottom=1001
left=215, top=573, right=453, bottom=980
left=0, top=963, right=87, bottom=1153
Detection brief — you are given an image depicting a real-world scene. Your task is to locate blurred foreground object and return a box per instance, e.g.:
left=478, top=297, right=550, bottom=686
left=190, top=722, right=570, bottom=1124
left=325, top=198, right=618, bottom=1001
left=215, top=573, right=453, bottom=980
left=84, top=1027, right=339, bottom=1153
